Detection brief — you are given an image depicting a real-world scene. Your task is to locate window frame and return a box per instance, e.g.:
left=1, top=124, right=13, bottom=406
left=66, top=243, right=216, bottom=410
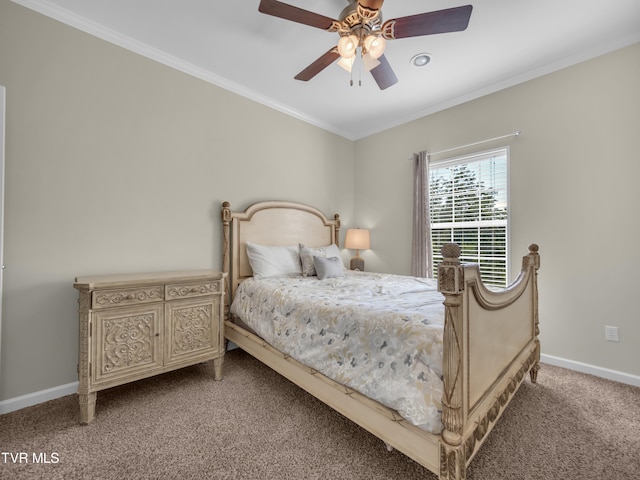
left=429, top=147, right=511, bottom=287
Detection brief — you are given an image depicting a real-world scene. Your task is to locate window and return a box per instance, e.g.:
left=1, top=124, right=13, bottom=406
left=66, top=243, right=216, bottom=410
left=429, top=148, right=509, bottom=287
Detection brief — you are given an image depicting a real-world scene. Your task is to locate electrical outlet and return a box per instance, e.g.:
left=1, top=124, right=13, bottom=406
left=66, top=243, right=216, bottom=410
left=605, top=326, right=619, bottom=342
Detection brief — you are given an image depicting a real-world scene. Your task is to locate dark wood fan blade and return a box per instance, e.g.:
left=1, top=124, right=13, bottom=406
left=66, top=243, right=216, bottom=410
left=294, top=48, right=340, bottom=81
left=259, top=0, right=337, bottom=30
left=370, top=54, right=398, bottom=90
left=382, top=5, right=473, bottom=39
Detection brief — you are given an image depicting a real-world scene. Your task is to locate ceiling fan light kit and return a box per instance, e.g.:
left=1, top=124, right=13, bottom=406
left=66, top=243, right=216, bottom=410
left=258, top=0, right=472, bottom=90
left=337, top=55, right=355, bottom=73
left=361, top=53, right=381, bottom=72
left=337, top=34, right=359, bottom=58
left=363, top=35, right=386, bottom=59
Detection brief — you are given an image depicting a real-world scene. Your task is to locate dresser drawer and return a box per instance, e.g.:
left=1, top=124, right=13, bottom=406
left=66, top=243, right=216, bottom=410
left=92, top=285, right=164, bottom=309
left=165, top=280, right=222, bottom=300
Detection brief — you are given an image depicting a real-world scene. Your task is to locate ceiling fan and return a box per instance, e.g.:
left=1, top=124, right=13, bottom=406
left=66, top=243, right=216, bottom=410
left=258, top=0, right=473, bottom=89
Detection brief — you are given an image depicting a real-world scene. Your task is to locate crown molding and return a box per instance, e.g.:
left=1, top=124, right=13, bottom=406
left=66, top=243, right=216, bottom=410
left=356, top=32, right=640, bottom=140
left=10, top=0, right=350, bottom=139
left=11, top=1, right=640, bottom=141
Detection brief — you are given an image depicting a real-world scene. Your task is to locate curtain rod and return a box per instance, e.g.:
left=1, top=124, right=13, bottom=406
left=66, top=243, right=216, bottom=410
left=426, top=130, right=521, bottom=157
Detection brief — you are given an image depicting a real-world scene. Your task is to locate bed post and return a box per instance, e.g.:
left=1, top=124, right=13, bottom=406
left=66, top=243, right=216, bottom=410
left=526, top=244, right=541, bottom=383
left=221, top=201, right=231, bottom=321
left=437, top=243, right=467, bottom=480
left=334, top=214, right=341, bottom=247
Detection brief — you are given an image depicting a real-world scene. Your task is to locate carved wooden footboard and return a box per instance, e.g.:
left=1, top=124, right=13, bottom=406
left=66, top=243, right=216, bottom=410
left=221, top=201, right=540, bottom=480
left=438, top=243, right=540, bottom=479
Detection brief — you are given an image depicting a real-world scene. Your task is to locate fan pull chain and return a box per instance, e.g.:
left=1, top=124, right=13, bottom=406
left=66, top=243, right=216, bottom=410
left=349, top=52, right=354, bottom=86
left=351, top=48, right=356, bottom=86
left=352, top=48, right=361, bottom=87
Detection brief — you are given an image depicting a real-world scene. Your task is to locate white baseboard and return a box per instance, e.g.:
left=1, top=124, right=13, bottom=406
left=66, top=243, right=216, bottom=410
left=0, top=381, right=78, bottom=415
left=0, top=344, right=239, bottom=415
left=1, top=356, right=637, bottom=415
left=541, top=354, right=640, bottom=387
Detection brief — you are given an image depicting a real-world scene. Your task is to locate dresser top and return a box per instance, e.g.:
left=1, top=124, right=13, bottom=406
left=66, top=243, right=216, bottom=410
left=74, top=269, right=226, bottom=289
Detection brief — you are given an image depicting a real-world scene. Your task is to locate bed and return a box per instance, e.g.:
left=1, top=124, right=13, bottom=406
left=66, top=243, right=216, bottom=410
left=221, top=200, right=540, bottom=480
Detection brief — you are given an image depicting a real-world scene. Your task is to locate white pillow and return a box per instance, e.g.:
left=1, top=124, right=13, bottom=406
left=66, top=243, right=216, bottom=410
left=299, top=243, right=343, bottom=276
left=245, top=242, right=302, bottom=279
left=313, top=256, right=345, bottom=280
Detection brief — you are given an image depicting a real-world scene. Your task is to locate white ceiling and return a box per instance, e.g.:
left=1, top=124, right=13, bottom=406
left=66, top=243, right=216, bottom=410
left=14, top=0, right=640, bottom=140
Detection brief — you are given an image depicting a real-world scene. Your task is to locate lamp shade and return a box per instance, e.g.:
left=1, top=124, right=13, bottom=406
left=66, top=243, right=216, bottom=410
left=337, top=55, right=355, bottom=73
left=345, top=228, right=370, bottom=250
left=362, top=52, right=381, bottom=72
left=337, top=34, right=359, bottom=58
left=363, top=35, right=386, bottom=59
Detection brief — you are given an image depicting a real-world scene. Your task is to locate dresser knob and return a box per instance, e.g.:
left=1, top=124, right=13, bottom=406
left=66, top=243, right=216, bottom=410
left=155, top=333, right=160, bottom=337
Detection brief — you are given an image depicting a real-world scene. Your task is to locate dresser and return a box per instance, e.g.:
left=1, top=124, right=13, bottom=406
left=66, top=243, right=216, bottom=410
left=74, top=270, right=226, bottom=424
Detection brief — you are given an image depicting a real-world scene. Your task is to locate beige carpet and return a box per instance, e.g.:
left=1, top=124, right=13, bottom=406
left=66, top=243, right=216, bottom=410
left=1, top=349, right=639, bottom=480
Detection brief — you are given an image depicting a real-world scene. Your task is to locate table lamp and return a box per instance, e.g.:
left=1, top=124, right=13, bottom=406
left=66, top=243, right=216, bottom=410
left=345, top=228, right=370, bottom=271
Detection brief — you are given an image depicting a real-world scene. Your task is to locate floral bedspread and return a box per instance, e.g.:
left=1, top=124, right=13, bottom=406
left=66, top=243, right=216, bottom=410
left=230, top=271, right=445, bottom=433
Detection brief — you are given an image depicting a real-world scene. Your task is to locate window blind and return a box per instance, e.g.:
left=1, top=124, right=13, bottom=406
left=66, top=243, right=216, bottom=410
left=429, top=149, right=509, bottom=286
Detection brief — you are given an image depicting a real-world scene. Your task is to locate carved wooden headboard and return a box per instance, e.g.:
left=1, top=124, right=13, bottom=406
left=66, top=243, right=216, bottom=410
left=221, top=201, right=341, bottom=316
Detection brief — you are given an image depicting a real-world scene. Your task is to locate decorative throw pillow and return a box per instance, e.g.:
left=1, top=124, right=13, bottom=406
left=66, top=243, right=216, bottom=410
left=245, top=242, right=301, bottom=279
left=299, top=243, right=343, bottom=276
left=313, top=256, right=345, bottom=280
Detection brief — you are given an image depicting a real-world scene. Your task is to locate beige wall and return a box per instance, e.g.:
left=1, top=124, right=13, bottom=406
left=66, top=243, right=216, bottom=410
left=1, top=0, right=638, bottom=403
left=354, top=42, right=640, bottom=377
left=0, top=1, right=355, bottom=400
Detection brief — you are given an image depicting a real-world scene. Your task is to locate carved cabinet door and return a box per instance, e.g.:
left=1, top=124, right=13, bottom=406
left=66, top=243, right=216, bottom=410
left=93, top=304, right=164, bottom=385
left=164, top=296, right=220, bottom=367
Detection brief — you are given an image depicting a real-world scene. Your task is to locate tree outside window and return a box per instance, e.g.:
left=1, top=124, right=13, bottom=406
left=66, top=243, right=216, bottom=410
left=429, top=149, right=509, bottom=287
